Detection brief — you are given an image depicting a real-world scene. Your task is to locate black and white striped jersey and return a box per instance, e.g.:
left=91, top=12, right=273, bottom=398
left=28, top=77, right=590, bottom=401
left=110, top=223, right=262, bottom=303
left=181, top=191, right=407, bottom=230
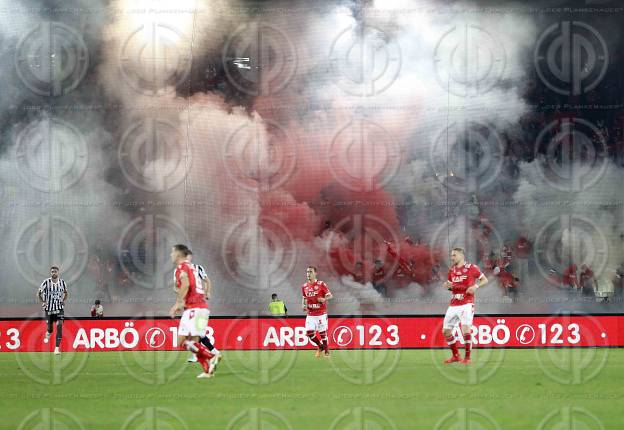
left=172, top=264, right=208, bottom=284
left=195, top=264, right=208, bottom=281
left=38, top=278, right=67, bottom=312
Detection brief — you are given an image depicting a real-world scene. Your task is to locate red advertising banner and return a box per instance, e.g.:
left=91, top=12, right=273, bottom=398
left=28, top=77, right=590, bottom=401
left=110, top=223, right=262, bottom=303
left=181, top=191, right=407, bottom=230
left=0, top=315, right=621, bottom=352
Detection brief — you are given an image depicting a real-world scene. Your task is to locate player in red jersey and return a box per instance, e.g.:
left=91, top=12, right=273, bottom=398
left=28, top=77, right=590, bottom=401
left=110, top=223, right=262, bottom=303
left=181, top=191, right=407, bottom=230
left=442, top=247, right=488, bottom=365
left=169, top=244, right=215, bottom=379
left=301, top=266, right=333, bottom=357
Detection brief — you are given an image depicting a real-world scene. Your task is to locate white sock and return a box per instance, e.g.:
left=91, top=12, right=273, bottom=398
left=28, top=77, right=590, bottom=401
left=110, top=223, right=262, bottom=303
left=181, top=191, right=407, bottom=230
left=184, top=340, right=198, bottom=353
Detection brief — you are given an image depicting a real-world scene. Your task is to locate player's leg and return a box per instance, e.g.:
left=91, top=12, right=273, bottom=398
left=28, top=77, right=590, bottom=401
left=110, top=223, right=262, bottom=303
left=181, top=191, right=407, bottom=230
left=185, top=309, right=215, bottom=377
left=195, top=309, right=221, bottom=375
left=178, top=310, right=210, bottom=367
left=317, top=314, right=329, bottom=356
left=44, top=313, right=53, bottom=344
left=54, top=311, right=64, bottom=354
left=459, top=304, right=475, bottom=364
left=189, top=334, right=219, bottom=363
left=305, top=315, right=323, bottom=355
left=442, top=307, right=461, bottom=363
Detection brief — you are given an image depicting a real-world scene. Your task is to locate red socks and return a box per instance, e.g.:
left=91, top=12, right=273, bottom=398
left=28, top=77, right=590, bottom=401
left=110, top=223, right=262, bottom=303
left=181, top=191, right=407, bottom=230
left=194, top=342, right=214, bottom=361
left=463, top=333, right=472, bottom=359
left=445, top=335, right=459, bottom=357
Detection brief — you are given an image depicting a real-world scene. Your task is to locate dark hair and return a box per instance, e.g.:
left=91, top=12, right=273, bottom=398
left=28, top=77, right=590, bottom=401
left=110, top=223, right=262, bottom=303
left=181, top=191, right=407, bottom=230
left=50, top=266, right=59, bottom=271
left=172, top=244, right=191, bottom=256
left=306, top=266, right=317, bottom=273
left=95, top=300, right=101, bottom=305
left=271, top=293, right=277, bottom=299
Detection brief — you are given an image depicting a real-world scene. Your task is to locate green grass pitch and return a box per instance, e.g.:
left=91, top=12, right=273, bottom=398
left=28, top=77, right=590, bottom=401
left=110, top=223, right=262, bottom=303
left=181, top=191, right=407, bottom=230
left=1, top=349, right=621, bottom=429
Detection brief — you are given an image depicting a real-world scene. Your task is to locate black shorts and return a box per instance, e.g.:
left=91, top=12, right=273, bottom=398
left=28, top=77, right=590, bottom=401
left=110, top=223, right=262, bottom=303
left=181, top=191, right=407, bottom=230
left=46, top=309, right=65, bottom=324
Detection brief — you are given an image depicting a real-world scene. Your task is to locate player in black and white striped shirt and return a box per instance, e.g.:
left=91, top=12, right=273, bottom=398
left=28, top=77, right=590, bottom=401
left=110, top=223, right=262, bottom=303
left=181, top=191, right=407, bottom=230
left=37, top=266, right=68, bottom=355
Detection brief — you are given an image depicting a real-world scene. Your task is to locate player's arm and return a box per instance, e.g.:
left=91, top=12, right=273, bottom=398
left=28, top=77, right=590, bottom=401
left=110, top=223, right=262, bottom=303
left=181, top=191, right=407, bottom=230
left=467, top=273, right=488, bottom=294
left=63, top=281, right=68, bottom=302
left=318, top=291, right=332, bottom=303
left=301, top=295, right=306, bottom=312
left=203, top=275, right=212, bottom=300
left=37, top=282, right=46, bottom=307
left=169, top=271, right=189, bottom=317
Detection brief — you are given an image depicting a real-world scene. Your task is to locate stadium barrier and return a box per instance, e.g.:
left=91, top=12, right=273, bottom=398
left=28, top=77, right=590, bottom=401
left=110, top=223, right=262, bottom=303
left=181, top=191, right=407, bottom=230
left=0, top=315, right=621, bottom=352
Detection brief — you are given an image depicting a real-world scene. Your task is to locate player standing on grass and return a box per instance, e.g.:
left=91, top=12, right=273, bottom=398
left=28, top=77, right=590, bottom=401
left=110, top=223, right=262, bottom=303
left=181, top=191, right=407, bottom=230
left=442, top=247, right=488, bottom=365
left=302, top=266, right=333, bottom=357
left=37, top=266, right=67, bottom=355
left=169, top=244, right=215, bottom=379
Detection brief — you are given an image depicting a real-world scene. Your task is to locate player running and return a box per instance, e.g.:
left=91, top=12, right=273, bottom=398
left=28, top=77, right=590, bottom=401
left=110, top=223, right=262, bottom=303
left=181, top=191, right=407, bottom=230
left=169, top=244, right=215, bottom=379
left=37, top=266, right=68, bottom=355
left=301, top=266, right=333, bottom=357
left=183, top=250, right=221, bottom=373
left=442, top=247, right=488, bottom=365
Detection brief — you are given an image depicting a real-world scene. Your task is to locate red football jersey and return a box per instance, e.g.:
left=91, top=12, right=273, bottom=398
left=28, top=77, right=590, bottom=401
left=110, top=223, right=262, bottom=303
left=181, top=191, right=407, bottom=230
left=175, top=261, right=208, bottom=310
left=447, top=263, right=482, bottom=306
left=302, top=280, right=330, bottom=316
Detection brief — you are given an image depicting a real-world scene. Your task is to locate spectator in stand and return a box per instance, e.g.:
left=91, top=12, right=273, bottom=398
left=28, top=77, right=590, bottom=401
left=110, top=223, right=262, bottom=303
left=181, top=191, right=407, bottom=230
left=352, top=261, right=366, bottom=284
left=493, top=259, right=519, bottom=302
left=91, top=299, right=104, bottom=318
left=483, top=251, right=498, bottom=276
left=372, top=259, right=387, bottom=297
left=562, top=264, right=579, bottom=291
left=615, top=263, right=624, bottom=300
left=513, top=236, right=531, bottom=287
left=501, top=245, right=513, bottom=264
left=579, top=265, right=596, bottom=298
